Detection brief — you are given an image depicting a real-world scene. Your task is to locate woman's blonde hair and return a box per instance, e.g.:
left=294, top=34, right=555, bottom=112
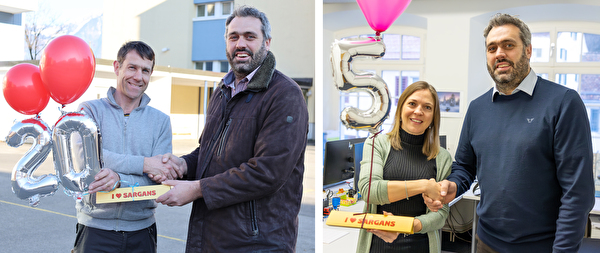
left=387, top=81, right=441, bottom=160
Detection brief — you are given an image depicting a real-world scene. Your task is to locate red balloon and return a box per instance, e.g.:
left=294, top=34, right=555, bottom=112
left=356, top=0, right=412, bottom=35
left=2, top=63, right=50, bottom=115
left=39, top=35, right=96, bottom=105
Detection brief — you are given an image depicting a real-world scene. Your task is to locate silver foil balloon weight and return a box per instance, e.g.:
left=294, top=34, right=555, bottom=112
left=6, top=117, right=59, bottom=207
left=52, top=110, right=103, bottom=200
left=330, top=36, right=391, bottom=134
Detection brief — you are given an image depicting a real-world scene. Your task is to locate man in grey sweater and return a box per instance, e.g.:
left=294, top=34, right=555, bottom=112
left=72, top=41, right=181, bottom=253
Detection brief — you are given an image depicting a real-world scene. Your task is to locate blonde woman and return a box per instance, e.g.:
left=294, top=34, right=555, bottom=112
left=356, top=81, right=451, bottom=253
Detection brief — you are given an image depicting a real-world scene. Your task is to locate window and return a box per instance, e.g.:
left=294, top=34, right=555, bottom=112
left=222, top=2, right=232, bottom=15
left=591, top=109, right=599, bottom=132
left=335, top=29, right=424, bottom=139
left=195, top=61, right=229, bottom=73
left=197, top=3, right=214, bottom=17
left=529, top=23, right=600, bottom=145
left=401, top=35, right=420, bottom=60
left=556, top=32, right=600, bottom=63
left=559, top=48, right=568, bottom=62
left=220, top=61, right=229, bottom=72
left=531, top=32, right=550, bottom=62
left=381, top=34, right=421, bottom=60
left=195, top=1, right=233, bottom=19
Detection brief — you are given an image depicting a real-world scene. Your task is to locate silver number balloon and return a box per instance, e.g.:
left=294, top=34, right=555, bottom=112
left=331, top=36, right=391, bottom=133
left=5, top=117, right=59, bottom=207
left=52, top=111, right=103, bottom=199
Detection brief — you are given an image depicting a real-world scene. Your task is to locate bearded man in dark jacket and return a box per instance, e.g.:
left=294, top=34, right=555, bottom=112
left=156, top=6, right=309, bottom=252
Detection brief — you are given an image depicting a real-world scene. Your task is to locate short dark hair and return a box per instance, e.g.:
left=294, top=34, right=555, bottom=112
left=116, top=41, right=156, bottom=71
left=484, top=13, right=531, bottom=47
left=225, top=5, right=271, bottom=40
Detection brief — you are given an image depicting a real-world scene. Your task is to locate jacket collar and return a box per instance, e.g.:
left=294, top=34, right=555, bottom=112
left=247, top=51, right=276, bottom=90
left=220, top=51, right=276, bottom=91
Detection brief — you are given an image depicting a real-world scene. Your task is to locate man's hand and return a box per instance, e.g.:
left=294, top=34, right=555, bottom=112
left=162, top=153, right=187, bottom=176
left=156, top=180, right=201, bottom=207
left=88, top=168, right=120, bottom=194
left=423, top=179, right=457, bottom=212
left=144, top=154, right=183, bottom=183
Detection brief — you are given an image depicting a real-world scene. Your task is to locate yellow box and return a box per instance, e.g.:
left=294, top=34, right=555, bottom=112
left=325, top=210, right=414, bottom=233
left=96, top=185, right=172, bottom=204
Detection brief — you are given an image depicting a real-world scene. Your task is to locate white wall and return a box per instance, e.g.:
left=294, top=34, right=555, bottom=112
left=0, top=23, right=25, bottom=61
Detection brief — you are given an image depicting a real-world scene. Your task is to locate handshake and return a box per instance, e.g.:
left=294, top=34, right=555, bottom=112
left=145, top=153, right=188, bottom=183
left=422, top=179, right=458, bottom=212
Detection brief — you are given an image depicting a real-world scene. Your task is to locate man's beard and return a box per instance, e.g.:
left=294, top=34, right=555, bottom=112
left=227, top=43, right=268, bottom=79
left=487, top=49, right=530, bottom=93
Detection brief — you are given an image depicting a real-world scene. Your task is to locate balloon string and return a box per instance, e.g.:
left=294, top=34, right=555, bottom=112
left=112, top=180, right=140, bottom=201
left=359, top=130, right=382, bottom=229
left=99, top=180, right=121, bottom=193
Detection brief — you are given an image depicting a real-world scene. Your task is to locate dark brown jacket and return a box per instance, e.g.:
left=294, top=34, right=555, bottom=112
left=182, top=51, right=308, bottom=252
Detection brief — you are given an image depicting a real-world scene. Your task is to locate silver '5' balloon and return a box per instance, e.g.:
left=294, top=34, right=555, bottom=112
left=6, top=117, right=59, bottom=207
left=52, top=111, right=103, bottom=200
left=330, top=36, right=391, bottom=134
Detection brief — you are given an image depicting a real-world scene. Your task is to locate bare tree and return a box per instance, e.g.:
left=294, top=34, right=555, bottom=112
left=23, top=3, right=73, bottom=60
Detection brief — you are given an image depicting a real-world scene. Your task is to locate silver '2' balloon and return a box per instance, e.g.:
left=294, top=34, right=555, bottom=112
left=6, top=117, right=59, bottom=207
left=330, top=36, right=391, bottom=134
left=52, top=110, right=103, bottom=200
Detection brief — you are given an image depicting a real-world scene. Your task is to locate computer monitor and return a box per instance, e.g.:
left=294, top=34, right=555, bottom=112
left=323, top=138, right=366, bottom=189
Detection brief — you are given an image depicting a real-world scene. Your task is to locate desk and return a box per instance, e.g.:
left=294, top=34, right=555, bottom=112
left=322, top=200, right=364, bottom=252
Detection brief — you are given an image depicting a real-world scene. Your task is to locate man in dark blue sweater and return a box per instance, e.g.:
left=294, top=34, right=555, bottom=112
left=426, top=14, right=595, bottom=252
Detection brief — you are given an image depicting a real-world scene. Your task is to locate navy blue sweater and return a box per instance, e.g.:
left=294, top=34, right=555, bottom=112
left=448, top=78, right=595, bottom=252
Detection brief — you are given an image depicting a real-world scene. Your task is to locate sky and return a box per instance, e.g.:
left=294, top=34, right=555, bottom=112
left=39, top=0, right=103, bottom=23
left=22, top=0, right=104, bottom=59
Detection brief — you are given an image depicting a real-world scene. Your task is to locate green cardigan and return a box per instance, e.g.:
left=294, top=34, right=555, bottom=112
left=356, top=134, right=452, bottom=253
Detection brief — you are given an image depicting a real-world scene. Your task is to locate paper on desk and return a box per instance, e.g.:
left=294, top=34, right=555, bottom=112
left=323, top=227, right=349, bottom=244
left=326, top=210, right=414, bottom=233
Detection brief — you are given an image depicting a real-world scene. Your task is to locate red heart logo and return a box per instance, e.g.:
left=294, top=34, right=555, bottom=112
left=350, top=218, right=356, bottom=223
left=116, top=193, right=122, bottom=198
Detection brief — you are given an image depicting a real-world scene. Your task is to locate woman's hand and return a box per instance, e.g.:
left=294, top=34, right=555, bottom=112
left=423, top=178, right=441, bottom=202
left=413, top=217, right=422, bottom=232
left=367, top=211, right=400, bottom=243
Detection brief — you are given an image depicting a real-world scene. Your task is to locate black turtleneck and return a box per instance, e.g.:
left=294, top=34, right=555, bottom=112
left=370, top=129, right=436, bottom=253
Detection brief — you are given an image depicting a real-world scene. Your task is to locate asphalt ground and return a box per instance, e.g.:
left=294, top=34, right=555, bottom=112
left=0, top=139, right=315, bottom=252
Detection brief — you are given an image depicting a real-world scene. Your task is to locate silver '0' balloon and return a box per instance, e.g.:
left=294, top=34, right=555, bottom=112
left=5, top=117, right=59, bottom=207
left=52, top=110, right=103, bottom=200
left=330, top=36, right=391, bottom=134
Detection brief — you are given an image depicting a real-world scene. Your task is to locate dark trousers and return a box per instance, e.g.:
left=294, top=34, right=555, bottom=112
left=72, top=223, right=157, bottom=253
left=476, top=234, right=499, bottom=253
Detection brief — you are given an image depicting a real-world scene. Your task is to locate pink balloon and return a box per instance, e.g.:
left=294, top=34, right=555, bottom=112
left=356, top=0, right=412, bottom=34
